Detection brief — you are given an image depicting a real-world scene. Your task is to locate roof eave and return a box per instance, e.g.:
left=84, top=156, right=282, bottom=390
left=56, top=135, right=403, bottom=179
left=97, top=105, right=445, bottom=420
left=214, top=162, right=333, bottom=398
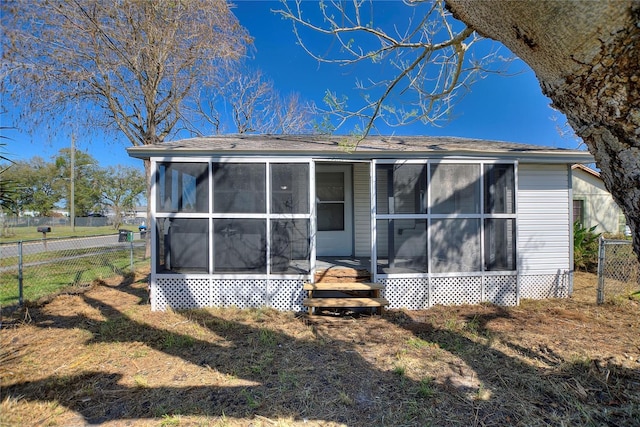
left=126, top=146, right=594, bottom=164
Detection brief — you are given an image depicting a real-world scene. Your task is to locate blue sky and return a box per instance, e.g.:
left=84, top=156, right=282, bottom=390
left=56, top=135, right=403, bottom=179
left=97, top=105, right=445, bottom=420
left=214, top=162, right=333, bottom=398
left=4, top=1, right=583, bottom=171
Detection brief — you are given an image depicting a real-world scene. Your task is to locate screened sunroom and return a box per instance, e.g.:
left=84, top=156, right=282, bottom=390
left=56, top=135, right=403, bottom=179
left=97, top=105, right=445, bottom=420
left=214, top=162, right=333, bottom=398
left=155, top=161, right=312, bottom=275
left=127, top=135, right=593, bottom=311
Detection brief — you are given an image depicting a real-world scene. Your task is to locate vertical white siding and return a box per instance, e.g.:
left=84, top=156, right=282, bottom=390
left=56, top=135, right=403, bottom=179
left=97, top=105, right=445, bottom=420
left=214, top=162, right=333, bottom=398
left=354, top=163, right=371, bottom=257
left=518, top=164, right=572, bottom=274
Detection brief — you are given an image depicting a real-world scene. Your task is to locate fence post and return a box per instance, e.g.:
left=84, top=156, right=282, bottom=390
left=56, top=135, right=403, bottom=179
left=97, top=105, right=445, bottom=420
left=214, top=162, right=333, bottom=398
left=18, top=241, right=23, bottom=306
left=596, top=236, right=606, bottom=304
left=130, top=239, right=134, bottom=273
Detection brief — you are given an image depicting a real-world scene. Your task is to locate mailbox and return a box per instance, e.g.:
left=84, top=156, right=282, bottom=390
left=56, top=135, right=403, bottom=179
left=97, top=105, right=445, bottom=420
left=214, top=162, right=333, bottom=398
left=37, top=226, right=51, bottom=233
left=119, top=229, right=133, bottom=242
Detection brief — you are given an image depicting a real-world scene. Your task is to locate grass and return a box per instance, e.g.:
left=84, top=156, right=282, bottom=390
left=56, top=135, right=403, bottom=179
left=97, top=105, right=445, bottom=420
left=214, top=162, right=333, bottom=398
left=1, top=225, right=140, bottom=243
left=406, top=336, right=434, bottom=349
left=1, top=271, right=639, bottom=426
left=1, top=246, right=147, bottom=306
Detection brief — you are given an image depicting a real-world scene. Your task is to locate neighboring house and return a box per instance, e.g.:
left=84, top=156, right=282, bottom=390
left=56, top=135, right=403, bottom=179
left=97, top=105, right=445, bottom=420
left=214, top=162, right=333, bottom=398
left=127, top=135, right=593, bottom=312
left=571, top=164, right=626, bottom=234
left=133, top=205, right=148, bottom=219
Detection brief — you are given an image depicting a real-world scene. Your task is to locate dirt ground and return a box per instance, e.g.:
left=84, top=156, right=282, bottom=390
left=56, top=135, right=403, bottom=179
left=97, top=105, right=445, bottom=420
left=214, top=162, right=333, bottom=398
left=1, top=270, right=639, bottom=426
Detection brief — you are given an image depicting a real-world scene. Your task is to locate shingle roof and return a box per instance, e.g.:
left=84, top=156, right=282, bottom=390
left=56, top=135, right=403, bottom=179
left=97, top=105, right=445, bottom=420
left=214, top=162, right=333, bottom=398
left=127, top=134, right=593, bottom=163
left=572, top=163, right=601, bottom=178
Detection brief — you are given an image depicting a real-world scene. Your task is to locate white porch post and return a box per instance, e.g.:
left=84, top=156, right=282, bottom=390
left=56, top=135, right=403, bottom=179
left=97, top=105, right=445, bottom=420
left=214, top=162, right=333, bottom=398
left=309, top=160, right=317, bottom=283
left=370, top=159, right=377, bottom=284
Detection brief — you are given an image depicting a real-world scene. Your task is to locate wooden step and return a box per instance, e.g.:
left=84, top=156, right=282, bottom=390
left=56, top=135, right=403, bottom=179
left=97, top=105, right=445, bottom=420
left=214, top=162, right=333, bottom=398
left=315, top=268, right=370, bottom=283
left=303, top=297, right=389, bottom=308
left=303, top=282, right=384, bottom=291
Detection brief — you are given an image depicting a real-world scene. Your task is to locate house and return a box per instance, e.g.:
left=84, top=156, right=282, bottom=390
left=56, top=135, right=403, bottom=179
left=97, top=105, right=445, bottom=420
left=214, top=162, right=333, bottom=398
left=571, top=164, right=627, bottom=234
left=127, top=135, right=593, bottom=312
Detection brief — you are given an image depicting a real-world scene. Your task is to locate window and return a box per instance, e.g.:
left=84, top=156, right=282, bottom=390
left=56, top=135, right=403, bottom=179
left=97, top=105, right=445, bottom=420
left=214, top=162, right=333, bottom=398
left=157, top=163, right=208, bottom=213
left=573, top=199, right=585, bottom=225
left=316, top=171, right=345, bottom=231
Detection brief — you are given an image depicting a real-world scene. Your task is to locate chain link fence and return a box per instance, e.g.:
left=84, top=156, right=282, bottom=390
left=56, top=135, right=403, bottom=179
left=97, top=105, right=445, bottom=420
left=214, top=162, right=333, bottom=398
left=1, top=232, right=148, bottom=310
left=597, top=238, right=640, bottom=304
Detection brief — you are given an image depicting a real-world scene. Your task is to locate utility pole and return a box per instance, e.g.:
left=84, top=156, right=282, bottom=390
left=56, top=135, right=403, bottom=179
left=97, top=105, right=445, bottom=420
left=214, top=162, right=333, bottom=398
left=70, top=133, right=75, bottom=232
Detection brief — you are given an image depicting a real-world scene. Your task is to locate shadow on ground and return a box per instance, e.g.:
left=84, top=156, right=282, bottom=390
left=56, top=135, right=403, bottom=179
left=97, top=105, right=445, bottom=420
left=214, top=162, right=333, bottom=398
left=2, top=274, right=639, bottom=426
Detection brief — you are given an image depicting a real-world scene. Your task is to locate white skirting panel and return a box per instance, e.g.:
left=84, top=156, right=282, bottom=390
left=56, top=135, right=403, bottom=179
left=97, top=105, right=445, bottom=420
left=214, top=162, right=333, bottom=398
left=431, top=276, right=483, bottom=306
left=519, top=272, right=570, bottom=299
left=380, top=278, right=429, bottom=310
left=153, top=277, right=212, bottom=311
left=151, top=273, right=567, bottom=311
left=212, top=279, right=268, bottom=309
left=484, top=275, right=518, bottom=306
left=152, top=277, right=305, bottom=311
left=267, top=279, right=306, bottom=311
left=381, top=275, right=519, bottom=309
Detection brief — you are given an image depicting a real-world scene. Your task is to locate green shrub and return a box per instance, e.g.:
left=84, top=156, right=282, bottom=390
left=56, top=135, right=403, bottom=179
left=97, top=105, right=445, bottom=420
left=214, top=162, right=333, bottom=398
left=574, top=221, right=600, bottom=272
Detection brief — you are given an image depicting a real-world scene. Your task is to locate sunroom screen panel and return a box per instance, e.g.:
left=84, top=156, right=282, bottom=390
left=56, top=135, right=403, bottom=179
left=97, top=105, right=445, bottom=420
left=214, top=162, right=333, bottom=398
left=156, top=162, right=209, bottom=213
left=376, top=219, right=428, bottom=274
left=430, top=164, right=480, bottom=214
left=213, top=219, right=266, bottom=273
left=271, top=164, right=310, bottom=214
left=484, top=164, right=515, bottom=214
left=213, top=163, right=266, bottom=213
left=375, top=164, right=427, bottom=214
left=156, top=218, right=209, bottom=273
left=392, top=164, right=427, bottom=214
left=430, top=218, right=481, bottom=273
left=270, top=219, right=310, bottom=273
left=485, top=218, right=516, bottom=271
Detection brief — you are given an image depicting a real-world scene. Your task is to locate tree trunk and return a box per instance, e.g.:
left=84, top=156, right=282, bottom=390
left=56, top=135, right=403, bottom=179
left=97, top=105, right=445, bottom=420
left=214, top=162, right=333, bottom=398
left=446, top=0, right=640, bottom=261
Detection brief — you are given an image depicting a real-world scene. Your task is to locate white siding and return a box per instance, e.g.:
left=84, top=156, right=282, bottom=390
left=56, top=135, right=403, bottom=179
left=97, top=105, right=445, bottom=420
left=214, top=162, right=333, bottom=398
left=572, top=168, right=624, bottom=234
left=517, top=164, right=572, bottom=274
left=354, top=163, right=371, bottom=257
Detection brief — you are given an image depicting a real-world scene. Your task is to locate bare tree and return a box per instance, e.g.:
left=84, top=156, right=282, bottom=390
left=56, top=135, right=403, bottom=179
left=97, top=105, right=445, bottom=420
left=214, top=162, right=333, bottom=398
left=2, top=0, right=251, bottom=144
left=2, top=0, right=251, bottom=253
left=0, top=118, right=15, bottom=215
left=276, top=0, right=507, bottom=135
left=194, top=62, right=316, bottom=134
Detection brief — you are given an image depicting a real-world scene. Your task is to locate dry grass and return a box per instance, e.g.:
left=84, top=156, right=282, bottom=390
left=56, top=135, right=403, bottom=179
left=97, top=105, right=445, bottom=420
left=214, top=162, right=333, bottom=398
left=1, top=271, right=639, bottom=426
